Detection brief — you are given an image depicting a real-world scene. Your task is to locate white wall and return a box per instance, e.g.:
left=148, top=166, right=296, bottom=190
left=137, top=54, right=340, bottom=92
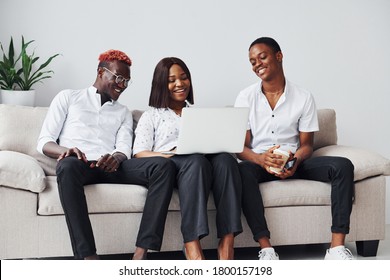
left=1, top=0, right=389, bottom=222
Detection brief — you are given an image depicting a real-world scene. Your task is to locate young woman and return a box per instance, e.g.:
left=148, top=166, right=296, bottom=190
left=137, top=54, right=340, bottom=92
left=133, top=57, right=242, bottom=260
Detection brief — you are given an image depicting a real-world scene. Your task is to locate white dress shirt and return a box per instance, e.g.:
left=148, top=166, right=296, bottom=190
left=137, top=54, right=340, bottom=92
left=133, top=107, right=181, bottom=155
left=37, top=86, right=133, bottom=160
left=234, top=79, right=319, bottom=154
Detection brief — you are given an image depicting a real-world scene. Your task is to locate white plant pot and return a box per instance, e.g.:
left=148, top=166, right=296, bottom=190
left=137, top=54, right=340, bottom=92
left=0, top=89, right=36, bottom=106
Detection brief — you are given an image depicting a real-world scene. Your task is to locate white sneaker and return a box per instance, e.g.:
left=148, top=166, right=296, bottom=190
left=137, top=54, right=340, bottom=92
left=258, top=247, right=279, bottom=260
left=324, top=246, right=354, bottom=260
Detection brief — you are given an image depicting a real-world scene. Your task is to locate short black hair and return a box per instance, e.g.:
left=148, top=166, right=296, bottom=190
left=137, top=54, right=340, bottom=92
left=249, top=37, right=281, bottom=53
left=149, top=57, right=194, bottom=108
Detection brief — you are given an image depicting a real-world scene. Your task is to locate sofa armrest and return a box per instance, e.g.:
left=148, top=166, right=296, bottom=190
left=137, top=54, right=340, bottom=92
left=0, top=151, right=46, bottom=193
left=312, top=145, right=390, bottom=181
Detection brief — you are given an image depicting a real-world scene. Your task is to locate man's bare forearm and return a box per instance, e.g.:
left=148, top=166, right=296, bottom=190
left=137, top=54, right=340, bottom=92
left=42, top=142, right=69, bottom=159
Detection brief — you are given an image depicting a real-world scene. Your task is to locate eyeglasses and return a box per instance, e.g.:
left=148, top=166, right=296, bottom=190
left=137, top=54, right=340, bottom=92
left=103, top=67, right=132, bottom=87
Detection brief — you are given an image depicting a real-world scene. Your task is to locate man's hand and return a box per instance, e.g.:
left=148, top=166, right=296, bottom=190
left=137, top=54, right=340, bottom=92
left=57, top=147, right=87, bottom=162
left=262, top=146, right=297, bottom=179
left=90, top=153, right=126, bottom=172
left=273, top=159, right=298, bottom=179
left=262, top=146, right=284, bottom=173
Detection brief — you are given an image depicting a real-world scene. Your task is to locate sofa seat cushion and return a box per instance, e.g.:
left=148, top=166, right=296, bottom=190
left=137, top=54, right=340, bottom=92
left=0, top=151, right=46, bottom=193
left=38, top=176, right=333, bottom=216
left=260, top=179, right=331, bottom=207
left=312, top=145, right=390, bottom=181
left=39, top=176, right=216, bottom=215
left=39, top=176, right=151, bottom=215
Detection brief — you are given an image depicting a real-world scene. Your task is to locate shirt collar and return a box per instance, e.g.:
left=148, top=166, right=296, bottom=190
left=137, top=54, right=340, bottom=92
left=88, top=86, right=115, bottom=106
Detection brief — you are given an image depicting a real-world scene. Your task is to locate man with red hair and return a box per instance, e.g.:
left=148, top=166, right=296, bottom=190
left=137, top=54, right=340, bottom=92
left=37, top=49, right=175, bottom=260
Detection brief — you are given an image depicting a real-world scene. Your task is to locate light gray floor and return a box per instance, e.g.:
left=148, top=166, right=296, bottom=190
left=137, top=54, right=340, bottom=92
left=52, top=224, right=389, bottom=260
left=276, top=224, right=390, bottom=260
left=139, top=224, right=390, bottom=260
left=22, top=225, right=390, bottom=261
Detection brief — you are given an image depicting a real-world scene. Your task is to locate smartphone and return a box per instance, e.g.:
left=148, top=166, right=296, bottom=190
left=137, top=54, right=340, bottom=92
left=285, top=158, right=297, bottom=170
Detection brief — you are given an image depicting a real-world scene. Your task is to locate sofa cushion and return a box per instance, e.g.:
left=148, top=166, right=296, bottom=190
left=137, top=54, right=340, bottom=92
left=0, top=151, right=46, bottom=193
left=312, top=145, right=390, bottom=181
left=260, top=179, right=331, bottom=207
left=313, top=109, right=337, bottom=150
left=38, top=176, right=332, bottom=215
left=38, top=176, right=150, bottom=215
left=0, top=104, right=57, bottom=176
left=39, top=176, right=216, bottom=215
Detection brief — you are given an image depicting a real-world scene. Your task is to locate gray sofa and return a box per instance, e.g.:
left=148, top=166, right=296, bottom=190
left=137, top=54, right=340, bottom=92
left=0, top=104, right=389, bottom=259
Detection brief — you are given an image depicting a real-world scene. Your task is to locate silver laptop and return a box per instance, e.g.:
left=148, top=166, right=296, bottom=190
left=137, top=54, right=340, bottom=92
left=163, top=107, right=249, bottom=155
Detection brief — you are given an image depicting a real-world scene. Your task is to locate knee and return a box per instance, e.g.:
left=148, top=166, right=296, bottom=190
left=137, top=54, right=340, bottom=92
left=149, top=157, right=176, bottom=175
left=186, top=154, right=211, bottom=171
left=213, top=153, right=238, bottom=168
left=332, top=157, right=354, bottom=175
left=56, top=157, right=85, bottom=176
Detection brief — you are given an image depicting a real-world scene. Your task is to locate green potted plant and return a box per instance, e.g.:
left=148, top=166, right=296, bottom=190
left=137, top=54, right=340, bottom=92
left=0, top=36, right=59, bottom=106
left=0, top=37, right=19, bottom=90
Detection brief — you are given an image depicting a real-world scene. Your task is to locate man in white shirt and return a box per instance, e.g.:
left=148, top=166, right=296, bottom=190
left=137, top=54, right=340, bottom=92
left=235, top=37, right=354, bottom=260
left=37, top=50, right=175, bottom=260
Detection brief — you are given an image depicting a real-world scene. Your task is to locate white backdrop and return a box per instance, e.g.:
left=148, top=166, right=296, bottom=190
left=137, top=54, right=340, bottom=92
left=1, top=0, right=389, bottom=222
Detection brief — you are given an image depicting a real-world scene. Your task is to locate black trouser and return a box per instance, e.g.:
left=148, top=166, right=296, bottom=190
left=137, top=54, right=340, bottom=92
left=56, top=156, right=175, bottom=259
left=239, top=156, right=354, bottom=242
left=170, top=153, right=243, bottom=242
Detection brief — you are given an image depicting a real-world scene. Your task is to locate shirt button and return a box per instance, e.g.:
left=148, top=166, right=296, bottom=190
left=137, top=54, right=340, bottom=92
left=272, top=115, right=274, bottom=117
left=272, top=131, right=274, bottom=134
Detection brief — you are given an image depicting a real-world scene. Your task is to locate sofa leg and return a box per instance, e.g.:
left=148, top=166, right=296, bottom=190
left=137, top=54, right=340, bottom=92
left=355, top=240, right=379, bottom=257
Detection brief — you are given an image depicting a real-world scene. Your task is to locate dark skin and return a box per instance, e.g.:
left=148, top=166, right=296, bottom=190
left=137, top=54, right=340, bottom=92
left=42, top=60, right=131, bottom=260
left=42, top=60, right=131, bottom=172
left=237, top=43, right=314, bottom=179
left=135, top=63, right=235, bottom=260
left=236, top=43, right=315, bottom=249
left=237, top=42, right=345, bottom=249
left=134, top=64, right=190, bottom=159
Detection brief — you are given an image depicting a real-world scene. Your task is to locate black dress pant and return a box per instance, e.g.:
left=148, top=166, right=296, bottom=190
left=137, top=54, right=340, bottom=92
left=56, top=156, right=175, bottom=259
left=239, top=156, right=354, bottom=242
left=170, top=153, right=242, bottom=243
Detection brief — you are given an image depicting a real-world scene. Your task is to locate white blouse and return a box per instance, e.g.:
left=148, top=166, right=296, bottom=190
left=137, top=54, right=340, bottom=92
left=133, top=107, right=181, bottom=155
